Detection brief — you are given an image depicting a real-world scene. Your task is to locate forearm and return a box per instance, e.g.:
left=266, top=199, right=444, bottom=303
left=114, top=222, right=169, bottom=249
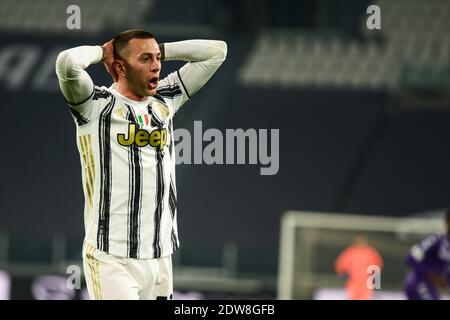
left=163, top=40, right=226, bottom=63
left=55, top=45, right=103, bottom=104
left=162, top=40, right=227, bottom=96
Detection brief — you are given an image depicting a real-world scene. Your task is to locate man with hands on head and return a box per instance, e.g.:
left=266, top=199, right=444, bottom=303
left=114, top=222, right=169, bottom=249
left=55, top=29, right=227, bottom=300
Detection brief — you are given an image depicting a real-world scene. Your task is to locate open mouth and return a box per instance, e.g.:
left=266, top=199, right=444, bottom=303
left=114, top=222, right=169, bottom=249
left=147, top=76, right=159, bottom=89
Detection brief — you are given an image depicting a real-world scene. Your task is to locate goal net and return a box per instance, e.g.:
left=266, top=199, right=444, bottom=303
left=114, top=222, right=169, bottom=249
left=277, top=211, right=445, bottom=299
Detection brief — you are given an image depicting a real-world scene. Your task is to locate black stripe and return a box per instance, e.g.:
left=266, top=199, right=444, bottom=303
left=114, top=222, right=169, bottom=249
left=157, top=84, right=183, bottom=99
left=66, top=89, right=94, bottom=106
left=68, top=107, right=88, bottom=126
left=126, top=106, right=136, bottom=257
left=169, top=178, right=179, bottom=252
left=97, top=96, right=115, bottom=252
left=92, top=88, right=112, bottom=101
left=125, top=109, right=131, bottom=256
left=169, top=120, right=174, bottom=159
left=153, top=151, right=164, bottom=258
left=148, top=106, right=159, bottom=127
left=125, top=104, right=143, bottom=258
left=171, top=229, right=177, bottom=252
left=147, top=105, right=164, bottom=128
left=169, top=181, right=177, bottom=219
left=158, top=89, right=183, bottom=99
left=153, top=94, right=166, bottom=103
left=169, top=180, right=177, bottom=251
left=177, top=70, right=191, bottom=99
left=168, top=121, right=179, bottom=252
left=156, top=83, right=179, bottom=91
left=127, top=107, right=136, bottom=257
left=172, top=230, right=179, bottom=252
left=152, top=109, right=163, bottom=126
left=157, top=86, right=181, bottom=94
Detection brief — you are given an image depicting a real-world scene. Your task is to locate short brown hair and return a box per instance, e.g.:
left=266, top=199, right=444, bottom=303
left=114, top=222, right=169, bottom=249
left=113, top=29, right=156, bottom=60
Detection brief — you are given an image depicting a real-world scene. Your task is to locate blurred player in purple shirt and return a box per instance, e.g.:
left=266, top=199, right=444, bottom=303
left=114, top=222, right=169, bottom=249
left=404, top=209, right=450, bottom=300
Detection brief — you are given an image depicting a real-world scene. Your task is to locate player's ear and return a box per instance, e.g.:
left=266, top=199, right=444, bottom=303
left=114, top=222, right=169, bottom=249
left=114, top=60, right=126, bottom=77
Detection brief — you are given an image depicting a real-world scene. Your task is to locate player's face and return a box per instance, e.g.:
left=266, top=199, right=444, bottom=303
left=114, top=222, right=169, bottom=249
left=122, top=38, right=161, bottom=97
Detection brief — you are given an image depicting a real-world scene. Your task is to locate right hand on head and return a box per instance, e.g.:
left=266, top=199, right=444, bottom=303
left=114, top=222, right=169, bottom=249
left=102, top=40, right=118, bottom=82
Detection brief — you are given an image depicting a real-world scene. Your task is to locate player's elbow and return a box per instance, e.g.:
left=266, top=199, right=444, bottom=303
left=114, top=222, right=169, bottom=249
left=217, top=40, right=228, bottom=60
left=55, top=49, right=75, bottom=79
left=210, top=40, right=227, bottom=63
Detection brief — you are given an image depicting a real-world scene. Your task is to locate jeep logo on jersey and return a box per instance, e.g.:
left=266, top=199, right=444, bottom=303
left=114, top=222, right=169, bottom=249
left=117, top=124, right=167, bottom=150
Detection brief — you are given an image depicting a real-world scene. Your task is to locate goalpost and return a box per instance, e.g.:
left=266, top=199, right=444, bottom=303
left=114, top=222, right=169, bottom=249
left=277, top=211, right=444, bottom=299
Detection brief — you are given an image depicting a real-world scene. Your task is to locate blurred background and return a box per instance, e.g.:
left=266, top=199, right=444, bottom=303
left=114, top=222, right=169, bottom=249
left=0, top=0, right=449, bottom=299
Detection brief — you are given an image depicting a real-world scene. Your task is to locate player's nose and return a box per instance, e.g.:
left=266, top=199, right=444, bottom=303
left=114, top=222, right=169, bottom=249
left=150, top=60, right=160, bottom=73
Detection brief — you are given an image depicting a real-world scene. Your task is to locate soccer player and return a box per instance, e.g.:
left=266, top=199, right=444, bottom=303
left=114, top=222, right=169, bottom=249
left=55, top=29, right=227, bottom=299
left=404, top=209, right=450, bottom=300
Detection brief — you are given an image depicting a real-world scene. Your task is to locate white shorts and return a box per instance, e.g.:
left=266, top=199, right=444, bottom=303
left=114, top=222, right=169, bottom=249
left=82, top=242, right=173, bottom=300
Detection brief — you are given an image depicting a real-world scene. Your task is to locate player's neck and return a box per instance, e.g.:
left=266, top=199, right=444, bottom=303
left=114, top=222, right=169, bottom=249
left=115, top=81, right=147, bottom=102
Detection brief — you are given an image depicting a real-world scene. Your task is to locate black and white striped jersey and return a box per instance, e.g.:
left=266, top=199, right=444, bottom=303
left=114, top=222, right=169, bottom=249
left=56, top=40, right=227, bottom=259
left=71, top=71, right=187, bottom=259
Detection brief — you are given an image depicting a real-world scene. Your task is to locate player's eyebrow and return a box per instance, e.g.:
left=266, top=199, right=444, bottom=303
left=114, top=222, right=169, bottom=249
left=141, top=52, right=161, bottom=58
